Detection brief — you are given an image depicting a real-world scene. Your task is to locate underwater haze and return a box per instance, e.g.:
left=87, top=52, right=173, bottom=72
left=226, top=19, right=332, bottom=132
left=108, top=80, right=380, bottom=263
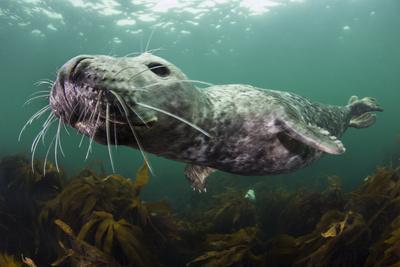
left=1, top=0, right=400, bottom=266
left=1, top=0, right=399, bottom=196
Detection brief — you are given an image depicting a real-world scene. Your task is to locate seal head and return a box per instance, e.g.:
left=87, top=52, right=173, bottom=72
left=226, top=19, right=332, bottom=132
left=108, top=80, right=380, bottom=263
left=50, top=53, right=209, bottom=149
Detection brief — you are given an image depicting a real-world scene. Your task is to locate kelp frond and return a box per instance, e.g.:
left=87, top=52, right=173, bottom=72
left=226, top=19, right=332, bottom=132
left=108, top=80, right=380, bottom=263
left=77, top=211, right=153, bottom=267
left=188, top=227, right=265, bottom=267
left=0, top=253, right=23, bottom=267
left=39, top=163, right=151, bottom=231
left=53, top=219, right=122, bottom=267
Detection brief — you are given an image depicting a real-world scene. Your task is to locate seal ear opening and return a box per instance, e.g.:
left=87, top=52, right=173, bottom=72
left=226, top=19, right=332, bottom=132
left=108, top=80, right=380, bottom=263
left=146, top=62, right=170, bottom=77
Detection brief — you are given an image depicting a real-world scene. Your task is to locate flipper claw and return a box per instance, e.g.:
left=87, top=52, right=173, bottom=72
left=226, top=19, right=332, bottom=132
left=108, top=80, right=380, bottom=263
left=185, top=164, right=215, bottom=192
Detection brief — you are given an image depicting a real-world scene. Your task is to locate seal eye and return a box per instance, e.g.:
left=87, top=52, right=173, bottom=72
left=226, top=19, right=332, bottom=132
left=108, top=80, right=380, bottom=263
left=147, top=62, right=170, bottom=77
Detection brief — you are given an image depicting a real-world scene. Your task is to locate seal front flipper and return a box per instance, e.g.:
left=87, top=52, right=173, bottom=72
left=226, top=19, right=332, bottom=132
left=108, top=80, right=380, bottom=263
left=184, top=164, right=215, bottom=192
left=276, top=117, right=346, bottom=155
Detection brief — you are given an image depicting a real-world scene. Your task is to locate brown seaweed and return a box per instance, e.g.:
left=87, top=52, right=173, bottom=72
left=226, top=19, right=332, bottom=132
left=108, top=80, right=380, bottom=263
left=1, top=151, right=400, bottom=267
left=0, top=253, right=23, bottom=267
left=52, top=219, right=122, bottom=267
left=188, top=227, right=265, bottom=267
left=0, top=155, right=65, bottom=263
left=77, top=211, right=153, bottom=267
left=187, top=187, right=257, bottom=234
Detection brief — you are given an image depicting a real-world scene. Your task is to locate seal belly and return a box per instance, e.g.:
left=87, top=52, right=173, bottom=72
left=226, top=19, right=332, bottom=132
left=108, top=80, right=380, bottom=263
left=201, top=131, right=321, bottom=176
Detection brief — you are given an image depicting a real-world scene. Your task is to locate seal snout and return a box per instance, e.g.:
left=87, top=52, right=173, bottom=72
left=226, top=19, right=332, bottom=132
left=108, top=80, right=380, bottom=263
left=59, top=55, right=93, bottom=82
left=50, top=55, right=105, bottom=127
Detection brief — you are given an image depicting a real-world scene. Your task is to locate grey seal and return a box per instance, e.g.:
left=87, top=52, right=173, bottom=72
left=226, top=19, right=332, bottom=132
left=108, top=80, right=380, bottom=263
left=49, top=53, right=383, bottom=191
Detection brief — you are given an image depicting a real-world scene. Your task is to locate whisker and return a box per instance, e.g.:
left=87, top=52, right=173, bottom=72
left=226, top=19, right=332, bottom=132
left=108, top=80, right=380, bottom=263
left=76, top=103, right=91, bottom=128
left=109, top=90, right=154, bottom=174
left=41, top=115, right=56, bottom=145
left=179, top=79, right=214, bottom=87
left=68, top=101, right=81, bottom=124
left=43, top=135, right=56, bottom=176
left=85, top=112, right=101, bottom=160
left=36, top=78, right=53, bottom=83
left=29, top=91, right=51, bottom=98
left=114, top=119, right=118, bottom=150
left=19, top=105, right=51, bottom=141
left=31, top=114, right=56, bottom=171
left=127, top=105, right=149, bottom=128
left=109, top=90, right=149, bottom=128
left=63, top=123, right=70, bottom=135
left=114, top=66, right=136, bottom=78
left=106, top=103, right=115, bottom=172
left=78, top=132, right=86, bottom=148
left=34, top=80, right=54, bottom=87
left=145, top=27, right=156, bottom=53
left=146, top=47, right=165, bottom=55
left=140, top=79, right=214, bottom=90
left=84, top=93, right=103, bottom=158
left=136, top=102, right=212, bottom=138
left=31, top=113, right=55, bottom=153
left=108, top=92, right=130, bottom=151
left=23, top=94, right=49, bottom=106
left=123, top=51, right=141, bottom=58
left=140, top=31, right=144, bottom=53
left=54, top=119, right=62, bottom=171
left=58, top=120, right=66, bottom=158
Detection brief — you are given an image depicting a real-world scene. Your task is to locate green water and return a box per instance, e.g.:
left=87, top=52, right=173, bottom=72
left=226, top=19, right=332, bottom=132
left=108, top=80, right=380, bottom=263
left=1, top=0, right=400, bottom=203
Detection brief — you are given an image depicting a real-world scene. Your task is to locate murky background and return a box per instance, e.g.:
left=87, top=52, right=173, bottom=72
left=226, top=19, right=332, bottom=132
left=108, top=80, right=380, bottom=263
left=1, top=0, right=400, bottom=203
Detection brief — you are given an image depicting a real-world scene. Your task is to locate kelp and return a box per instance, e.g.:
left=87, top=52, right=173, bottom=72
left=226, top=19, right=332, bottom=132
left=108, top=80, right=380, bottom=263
left=260, top=167, right=400, bottom=267
left=195, top=188, right=257, bottom=234
left=39, top=163, right=181, bottom=266
left=0, top=155, right=65, bottom=262
left=2, top=152, right=400, bottom=267
left=279, top=181, right=346, bottom=237
left=0, top=154, right=65, bottom=202
left=256, top=189, right=291, bottom=238
left=39, top=164, right=160, bottom=233
left=255, top=182, right=345, bottom=239
left=366, top=216, right=400, bottom=267
left=0, top=253, right=23, bottom=267
left=188, top=227, right=265, bottom=267
left=77, top=211, right=153, bottom=267
left=294, top=210, right=370, bottom=267
left=52, top=219, right=121, bottom=267
left=0, top=253, right=36, bottom=267
left=183, top=167, right=400, bottom=267
left=21, top=256, right=38, bottom=267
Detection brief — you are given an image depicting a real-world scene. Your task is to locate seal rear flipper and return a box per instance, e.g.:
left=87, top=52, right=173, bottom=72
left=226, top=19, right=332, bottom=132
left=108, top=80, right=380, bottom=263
left=184, top=164, right=215, bottom=192
left=277, top=118, right=346, bottom=155
left=349, top=113, right=376, bottom=128
left=347, top=96, right=383, bottom=129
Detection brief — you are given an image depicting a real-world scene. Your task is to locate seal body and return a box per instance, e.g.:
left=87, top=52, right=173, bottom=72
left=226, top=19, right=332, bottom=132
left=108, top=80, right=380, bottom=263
left=189, top=84, right=348, bottom=175
left=49, top=53, right=383, bottom=190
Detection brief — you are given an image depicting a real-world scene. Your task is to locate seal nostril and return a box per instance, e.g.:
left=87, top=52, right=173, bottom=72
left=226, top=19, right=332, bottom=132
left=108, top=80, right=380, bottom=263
left=70, top=57, right=90, bottom=80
